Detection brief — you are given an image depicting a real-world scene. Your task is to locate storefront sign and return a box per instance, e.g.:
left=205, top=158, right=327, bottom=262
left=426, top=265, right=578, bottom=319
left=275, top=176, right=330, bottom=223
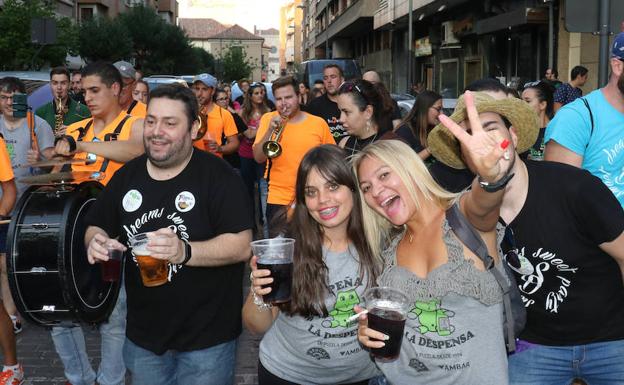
left=415, top=37, right=432, bottom=57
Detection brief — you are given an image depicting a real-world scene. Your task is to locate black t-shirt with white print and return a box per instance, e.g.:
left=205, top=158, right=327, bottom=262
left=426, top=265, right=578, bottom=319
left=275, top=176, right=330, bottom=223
left=84, top=149, right=253, bottom=354
left=509, top=160, right=624, bottom=345
left=306, top=93, right=345, bottom=140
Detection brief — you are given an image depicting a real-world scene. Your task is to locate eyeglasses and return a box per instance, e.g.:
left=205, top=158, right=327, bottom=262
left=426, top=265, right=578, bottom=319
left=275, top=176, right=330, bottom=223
left=339, top=81, right=368, bottom=103
left=215, top=97, right=228, bottom=102
left=501, top=226, right=521, bottom=270
left=430, top=105, right=443, bottom=112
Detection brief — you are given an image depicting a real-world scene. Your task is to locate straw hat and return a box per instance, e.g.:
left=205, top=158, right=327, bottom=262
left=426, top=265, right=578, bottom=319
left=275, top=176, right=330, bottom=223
left=427, top=92, right=539, bottom=170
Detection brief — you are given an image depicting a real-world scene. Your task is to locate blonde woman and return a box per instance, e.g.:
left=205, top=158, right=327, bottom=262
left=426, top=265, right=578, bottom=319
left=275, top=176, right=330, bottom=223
left=354, top=92, right=512, bottom=385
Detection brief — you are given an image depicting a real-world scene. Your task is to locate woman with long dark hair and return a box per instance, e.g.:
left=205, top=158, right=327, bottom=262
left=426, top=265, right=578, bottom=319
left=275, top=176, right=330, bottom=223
left=243, top=145, right=381, bottom=385
left=521, top=81, right=554, bottom=160
left=239, top=84, right=271, bottom=230
left=394, top=90, right=443, bottom=161
left=336, top=79, right=397, bottom=155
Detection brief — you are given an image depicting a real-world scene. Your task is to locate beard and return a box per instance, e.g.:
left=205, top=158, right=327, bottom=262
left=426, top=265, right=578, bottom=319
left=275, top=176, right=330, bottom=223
left=144, top=133, right=193, bottom=169
left=618, top=71, right=624, bottom=96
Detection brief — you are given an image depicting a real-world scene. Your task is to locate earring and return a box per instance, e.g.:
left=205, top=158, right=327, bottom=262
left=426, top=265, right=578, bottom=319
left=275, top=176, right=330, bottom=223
left=503, top=151, right=511, bottom=160
left=366, top=119, right=371, bottom=132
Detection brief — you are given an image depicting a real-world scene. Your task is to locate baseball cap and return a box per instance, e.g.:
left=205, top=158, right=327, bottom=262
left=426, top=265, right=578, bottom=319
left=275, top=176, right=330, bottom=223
left=612, top=32, right=624, bottom=60
left=193, top=73, right=217, bottom=88
left=113, top=61, right=137, bottom=79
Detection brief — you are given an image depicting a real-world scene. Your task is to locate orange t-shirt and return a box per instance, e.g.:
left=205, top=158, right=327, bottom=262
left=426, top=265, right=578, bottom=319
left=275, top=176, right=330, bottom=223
left=66, top=111, right=139, bottom=185
left=0, top=137, right=14, bottom=182
left=127, top=100, right=147, bottom=118
left=253, top=111, right=335, bottom=205
left=194, top=104, right=237, bottom=158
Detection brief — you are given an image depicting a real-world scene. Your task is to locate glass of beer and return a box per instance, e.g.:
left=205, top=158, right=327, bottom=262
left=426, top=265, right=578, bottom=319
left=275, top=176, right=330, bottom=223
left=128, top=233, right=168, bottom=287
left=250, top=238, right=295, bottom=305
left=100, top=241, right=123, bottom=282
left=363, top=287, right=410, bottom=361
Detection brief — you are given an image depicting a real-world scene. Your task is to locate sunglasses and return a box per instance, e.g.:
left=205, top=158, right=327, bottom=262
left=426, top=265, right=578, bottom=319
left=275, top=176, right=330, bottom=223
left=501, top=226, right=522, bottom=271
left=523, top=80, right=541, bottom=89
left=339, top=81, right=368, bottom=103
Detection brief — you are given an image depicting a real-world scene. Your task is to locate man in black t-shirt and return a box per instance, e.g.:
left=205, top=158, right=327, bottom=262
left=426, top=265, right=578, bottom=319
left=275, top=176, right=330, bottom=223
left=84, top=84, right=253, bottom=385
left=429, top=92, right=624, bottom=385
left=306, top=64, right=346, bottom=140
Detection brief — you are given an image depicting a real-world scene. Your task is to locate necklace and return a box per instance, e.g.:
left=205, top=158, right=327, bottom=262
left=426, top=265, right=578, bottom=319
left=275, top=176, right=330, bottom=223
left=351, top=132, right=378, bottom=156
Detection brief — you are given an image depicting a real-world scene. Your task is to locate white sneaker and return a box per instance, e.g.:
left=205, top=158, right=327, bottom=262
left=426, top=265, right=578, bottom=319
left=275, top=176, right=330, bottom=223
left=0, top=364, right=24, bottom=385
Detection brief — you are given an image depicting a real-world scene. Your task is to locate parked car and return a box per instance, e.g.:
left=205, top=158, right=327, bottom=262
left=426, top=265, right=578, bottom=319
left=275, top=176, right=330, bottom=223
left=391, top=93, right=458, bottom=119
left=142, top=75, right=188, bottom=91
left=230, top=81, right=275, bottom=104
left=297, top=59, right=361, bottom=87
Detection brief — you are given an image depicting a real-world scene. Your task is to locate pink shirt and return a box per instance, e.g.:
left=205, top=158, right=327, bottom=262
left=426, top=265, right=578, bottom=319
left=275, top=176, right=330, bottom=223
left=238, top=116, right=260, bottom=159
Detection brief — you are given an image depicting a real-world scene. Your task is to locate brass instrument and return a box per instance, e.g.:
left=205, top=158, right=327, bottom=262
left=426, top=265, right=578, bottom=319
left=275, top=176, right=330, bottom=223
left=54, top=97, right=67, bottom=138
left=194, top=111, right=208, bottom=141
left=262, top=116, right=288, bottom=159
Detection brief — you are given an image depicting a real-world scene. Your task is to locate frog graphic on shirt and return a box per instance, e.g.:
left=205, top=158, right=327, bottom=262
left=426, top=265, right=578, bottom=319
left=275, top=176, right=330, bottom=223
left=411, top=299, right=455, bottom=336
left=322, top=289, right=360, bottom=328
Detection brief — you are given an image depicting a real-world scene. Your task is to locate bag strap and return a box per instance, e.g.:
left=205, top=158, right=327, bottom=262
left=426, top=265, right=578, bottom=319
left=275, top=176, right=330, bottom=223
left=445, top=203, right=516, bottom=352
left=127, top=100, right=138, bottom=115
left=580, top=98, right=594, bottom=140
left=98, top=115, right=131, bottom=174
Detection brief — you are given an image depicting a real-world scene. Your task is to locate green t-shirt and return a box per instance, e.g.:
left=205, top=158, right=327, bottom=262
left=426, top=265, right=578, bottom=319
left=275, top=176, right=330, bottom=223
left=35, top=97, right=91, bottom=137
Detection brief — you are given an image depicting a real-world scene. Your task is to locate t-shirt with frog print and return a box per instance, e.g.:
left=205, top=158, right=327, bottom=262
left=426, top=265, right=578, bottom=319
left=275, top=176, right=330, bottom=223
left=259, top=244, right=380, bottom=384
left=373, top=221, right=509, bottom=385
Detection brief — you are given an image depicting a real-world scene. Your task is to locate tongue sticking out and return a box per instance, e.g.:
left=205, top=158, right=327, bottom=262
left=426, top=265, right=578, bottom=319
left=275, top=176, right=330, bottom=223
left=383, top=196, right=401, bottom=218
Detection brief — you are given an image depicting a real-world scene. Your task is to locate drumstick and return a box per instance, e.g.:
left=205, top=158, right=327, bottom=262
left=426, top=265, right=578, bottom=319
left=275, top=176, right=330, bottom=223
left=0, top=219, right=10, bottom=225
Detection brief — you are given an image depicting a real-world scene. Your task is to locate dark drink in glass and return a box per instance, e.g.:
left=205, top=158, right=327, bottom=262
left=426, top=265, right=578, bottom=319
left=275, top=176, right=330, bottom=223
left=363, top=286, right=410, bottom=361
left=256, top=261, right=293, bottom=304
left=367, top=307, right=407, bottom=360
left=101, top=246, right=123, bottom=282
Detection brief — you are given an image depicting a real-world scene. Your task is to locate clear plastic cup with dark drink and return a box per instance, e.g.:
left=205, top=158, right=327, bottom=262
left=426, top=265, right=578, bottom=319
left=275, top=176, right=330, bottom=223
left=101, top=242, right=123, bottom=282
left=250, top=238, right=295, bottom=305
left=364, top=287, right=410, bottom=361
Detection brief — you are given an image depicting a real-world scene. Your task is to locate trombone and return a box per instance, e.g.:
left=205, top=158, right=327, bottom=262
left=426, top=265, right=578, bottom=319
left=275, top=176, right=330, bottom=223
left=262, top=115, right=288, bottom=159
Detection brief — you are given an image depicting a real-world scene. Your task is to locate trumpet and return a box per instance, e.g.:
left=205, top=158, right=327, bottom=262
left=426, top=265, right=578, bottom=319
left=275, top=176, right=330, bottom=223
left=262, top=115, right=288, bottom=158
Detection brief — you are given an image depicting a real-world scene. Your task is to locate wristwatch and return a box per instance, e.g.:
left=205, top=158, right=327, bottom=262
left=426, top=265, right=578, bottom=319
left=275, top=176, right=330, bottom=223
left=180, top=240, right=192, bottom=265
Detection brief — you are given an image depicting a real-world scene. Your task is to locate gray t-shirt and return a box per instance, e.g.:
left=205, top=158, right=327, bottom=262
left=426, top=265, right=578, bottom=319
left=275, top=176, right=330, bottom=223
left=375, top=220, right=509, bottom=385
left=0, top=115, right=55, bottom=198
left=259, top=245, right=380, bottom=384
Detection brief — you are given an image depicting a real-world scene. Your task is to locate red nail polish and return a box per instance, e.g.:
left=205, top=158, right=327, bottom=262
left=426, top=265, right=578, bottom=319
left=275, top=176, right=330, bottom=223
left=500, top=139, right=510, bottom=149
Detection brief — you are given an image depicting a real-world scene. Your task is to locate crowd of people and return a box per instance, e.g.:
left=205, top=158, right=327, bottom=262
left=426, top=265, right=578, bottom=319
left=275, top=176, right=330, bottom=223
left=0, top=29, right=622, bottom=385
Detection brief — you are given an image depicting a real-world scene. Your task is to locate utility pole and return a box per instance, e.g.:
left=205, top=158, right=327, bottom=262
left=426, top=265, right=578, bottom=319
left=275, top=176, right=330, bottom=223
left=407, top=0, right=413, bottom=93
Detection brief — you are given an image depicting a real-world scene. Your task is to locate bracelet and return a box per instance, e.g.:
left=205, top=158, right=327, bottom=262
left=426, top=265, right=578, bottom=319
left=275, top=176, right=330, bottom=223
left=179, top=239, right=192, bottom=266
left=55, top=135, right=77, bottom=152
left=478, top=172, right=515, bottom=192
left=249, top=271, right=272, bottom=310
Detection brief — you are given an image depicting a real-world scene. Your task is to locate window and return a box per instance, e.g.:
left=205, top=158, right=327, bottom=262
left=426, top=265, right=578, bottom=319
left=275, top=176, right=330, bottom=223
left=439, top=59, right=459, bottom=98
left=79, top=6, right=94, bottom=21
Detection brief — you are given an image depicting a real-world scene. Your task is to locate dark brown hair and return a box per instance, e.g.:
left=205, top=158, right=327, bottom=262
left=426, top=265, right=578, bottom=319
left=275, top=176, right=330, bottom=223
left=337, top=79, right=394, bottom=132
left=398, top=90, right=442, bottom=147
left=241, top=83, right=269, bottom=124
left=271, top=75, right=299, bottom=95
left=280, top=145, right=380, bottom=317
left=49, top=66, right=70, bottom=81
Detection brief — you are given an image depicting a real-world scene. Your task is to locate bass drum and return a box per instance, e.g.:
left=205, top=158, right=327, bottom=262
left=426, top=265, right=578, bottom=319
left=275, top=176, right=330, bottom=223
left=6, top=181, right=120, bottom=326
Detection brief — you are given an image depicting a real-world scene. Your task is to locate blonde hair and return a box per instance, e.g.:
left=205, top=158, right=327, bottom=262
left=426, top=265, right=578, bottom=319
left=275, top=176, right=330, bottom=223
left=351, top=140, right=459, bottom=258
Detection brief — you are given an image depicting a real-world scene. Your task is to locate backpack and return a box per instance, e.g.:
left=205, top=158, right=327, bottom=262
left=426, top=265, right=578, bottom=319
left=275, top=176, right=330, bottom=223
left=445, top=204, right=526, bottom=353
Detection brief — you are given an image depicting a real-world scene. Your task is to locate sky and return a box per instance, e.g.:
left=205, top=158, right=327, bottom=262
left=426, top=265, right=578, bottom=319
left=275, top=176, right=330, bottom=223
left=179, top=0, right=287, bottom=33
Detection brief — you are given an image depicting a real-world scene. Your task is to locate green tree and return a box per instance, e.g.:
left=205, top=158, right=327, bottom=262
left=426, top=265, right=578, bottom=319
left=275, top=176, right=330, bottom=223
left=218, top=43, right=257, bottom=82
left=78, top=16, right=133, bottom=62
left=0, top=0, right=78, bottom=70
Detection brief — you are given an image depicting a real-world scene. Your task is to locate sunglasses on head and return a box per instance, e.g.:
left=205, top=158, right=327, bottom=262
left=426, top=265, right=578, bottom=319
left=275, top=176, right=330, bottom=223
left=523, top=81, right=541, bottom=89
left=339, top=81, right=369, bottom=103
left=501, top=226, right=522, bottom=270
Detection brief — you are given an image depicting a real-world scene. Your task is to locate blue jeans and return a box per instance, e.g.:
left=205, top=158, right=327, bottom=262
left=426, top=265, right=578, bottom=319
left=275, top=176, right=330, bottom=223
left=508, top=339, right=624, bottom=385
left=51, top=283, right=127, bottom=385
left=123, top=338, right=237, bottom=385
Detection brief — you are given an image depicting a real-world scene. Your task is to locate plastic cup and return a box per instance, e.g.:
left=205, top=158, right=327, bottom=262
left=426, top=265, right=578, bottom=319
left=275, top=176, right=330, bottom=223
left=128, top=233, right=168, bottom=287
left=363, top=287, right=410, bottom=361
left=250, top=238, right=295, bottom=304
left=100, top=241, right=123, bottom=282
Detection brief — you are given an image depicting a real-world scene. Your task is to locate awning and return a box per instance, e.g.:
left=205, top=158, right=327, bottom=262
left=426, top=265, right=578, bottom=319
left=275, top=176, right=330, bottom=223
left=475, top=7, right=548, bottom=35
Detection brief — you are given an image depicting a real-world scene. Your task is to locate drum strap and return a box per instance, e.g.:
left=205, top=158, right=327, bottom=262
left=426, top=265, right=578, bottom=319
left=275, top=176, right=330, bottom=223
left=75, top=120, right=93, bottom=142
left=99, top=115, right=131, bottom=174
left=127, top=100, right=138, bottom=115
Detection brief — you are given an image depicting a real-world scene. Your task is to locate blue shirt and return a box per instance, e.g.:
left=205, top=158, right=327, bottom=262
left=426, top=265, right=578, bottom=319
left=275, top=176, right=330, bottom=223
left=545, top=89, right=624, bottom=206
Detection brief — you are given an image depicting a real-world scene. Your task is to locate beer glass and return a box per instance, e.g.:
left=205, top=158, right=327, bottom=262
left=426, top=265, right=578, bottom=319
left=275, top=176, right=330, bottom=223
left=250, top=238, right=295, bottom=304
left=128, top=233, right=168, bottom=287
left=363, top=287, right=410, bottom=361
left=100, top=240, right=123, bottom=282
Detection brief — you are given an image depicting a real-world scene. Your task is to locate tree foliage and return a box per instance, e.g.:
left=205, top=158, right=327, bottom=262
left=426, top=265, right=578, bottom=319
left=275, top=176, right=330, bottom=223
left=78, top=5, right=214, bottom=75
left=217, top=43, right=257, bottom=83
left=0, top=0, right=79, bottom=70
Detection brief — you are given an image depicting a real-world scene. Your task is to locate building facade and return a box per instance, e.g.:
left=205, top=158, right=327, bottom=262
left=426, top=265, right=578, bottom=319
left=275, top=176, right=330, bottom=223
left=279, top=0, right=303, bottom=75
left=256, top=27, right=280, bottom=82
